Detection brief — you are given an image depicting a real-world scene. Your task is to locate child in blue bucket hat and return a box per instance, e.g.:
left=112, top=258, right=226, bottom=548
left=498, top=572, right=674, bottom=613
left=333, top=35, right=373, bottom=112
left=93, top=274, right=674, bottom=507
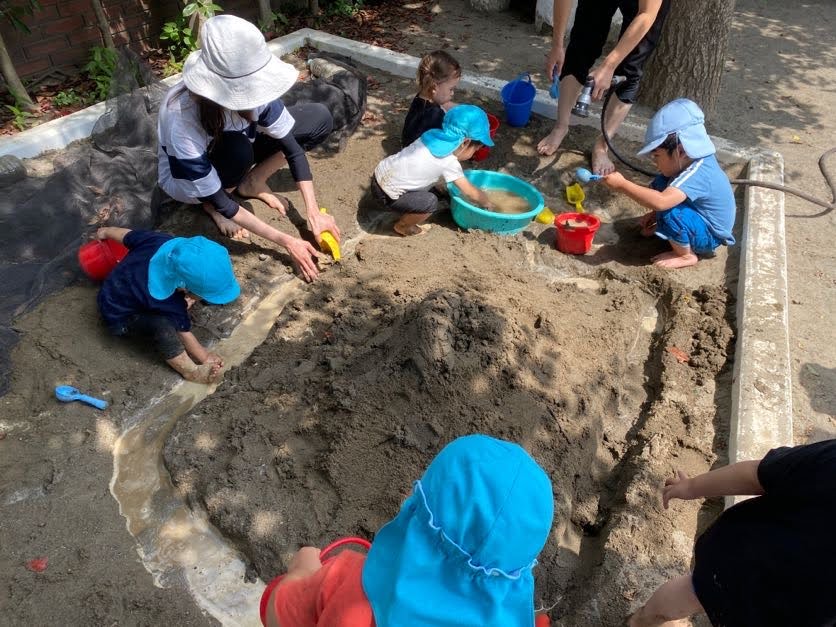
left=96, top=227, right=239, bottom=383
left=263, top=434, right=554, bottom=626
left=601, top=98, right=736, bottom=269
left=373, top=104, right=496, bottom=236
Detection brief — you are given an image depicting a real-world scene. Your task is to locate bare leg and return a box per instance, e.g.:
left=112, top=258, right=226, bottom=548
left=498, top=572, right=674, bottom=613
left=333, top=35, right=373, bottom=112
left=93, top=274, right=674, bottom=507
left=628, top=575, right=703, bottom=627
left=393, top=212, right=432, bottom=236
left=537, top=75, right=583, bottom=156
left=237, top=152, right=289, bottom=213
left=592, top=97, right=632, bottom=175
left=202, top=203, right=249, bottom=239
left=652, top=241, right=699, bottom=269
left=167, top=351, right=223, bottom=384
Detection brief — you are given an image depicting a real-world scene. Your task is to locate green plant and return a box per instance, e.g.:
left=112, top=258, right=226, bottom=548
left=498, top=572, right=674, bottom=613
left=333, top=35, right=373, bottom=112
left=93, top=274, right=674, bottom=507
left=5, top=103, right=34, bottom=130
left=162, top=58, right=184, bottom=78
left=258, top=9, right=288, bottom=33
left=52, top=89, right=83, bottom=108
left=0, top=0, right=41, bottom=32
left=160, top=0, right=222, bottom=63
left=327, top=0, right=363, bottom=17
left=83, top=46, right=118, bottom=102
left=160, top=15, right=196, bottom=62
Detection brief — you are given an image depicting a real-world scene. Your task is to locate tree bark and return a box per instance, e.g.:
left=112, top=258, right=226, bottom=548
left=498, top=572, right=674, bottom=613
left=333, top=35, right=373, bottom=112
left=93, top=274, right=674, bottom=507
left=639, top=0, right=736, bottom=118
left=0, top=30, right=36, bottom=110
left=90, top=0, right=116, bottom=49
left=309, top=0, right=319, bottom=16
left=257, top=0, right=272, bottom=26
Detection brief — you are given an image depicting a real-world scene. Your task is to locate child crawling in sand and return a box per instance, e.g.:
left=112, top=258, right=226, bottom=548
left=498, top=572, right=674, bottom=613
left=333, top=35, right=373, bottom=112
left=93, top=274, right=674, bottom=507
left=96, top=227, right=239, bottom=383
left=372, top=104, right=495, bottom=236
left=602, top=99, right=736, bottom=269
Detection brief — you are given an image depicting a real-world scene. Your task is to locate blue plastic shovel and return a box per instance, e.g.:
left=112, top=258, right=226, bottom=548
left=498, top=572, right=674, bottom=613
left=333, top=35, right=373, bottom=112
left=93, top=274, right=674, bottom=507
left=549, top=71, right=560, bottom=99
left=575, top=167, right=602, bottom=183
left=55, top=385, right=108, bottom=410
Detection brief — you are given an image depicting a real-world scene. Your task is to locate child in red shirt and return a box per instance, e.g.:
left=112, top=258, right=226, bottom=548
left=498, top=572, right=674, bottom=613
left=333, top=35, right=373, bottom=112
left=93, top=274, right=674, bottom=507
left=262, top=434, right=555, bottom=627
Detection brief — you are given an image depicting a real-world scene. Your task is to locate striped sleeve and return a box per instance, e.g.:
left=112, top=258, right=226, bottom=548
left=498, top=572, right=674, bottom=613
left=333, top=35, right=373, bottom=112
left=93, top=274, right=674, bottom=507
left=162, top=117, right=223, bottom=199
left=257, top=99, right=296, bottom=140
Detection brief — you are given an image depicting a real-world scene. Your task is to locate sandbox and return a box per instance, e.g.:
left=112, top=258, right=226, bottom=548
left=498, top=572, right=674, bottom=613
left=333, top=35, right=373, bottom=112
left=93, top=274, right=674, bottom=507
left=0, top=28, right=790, bottom=627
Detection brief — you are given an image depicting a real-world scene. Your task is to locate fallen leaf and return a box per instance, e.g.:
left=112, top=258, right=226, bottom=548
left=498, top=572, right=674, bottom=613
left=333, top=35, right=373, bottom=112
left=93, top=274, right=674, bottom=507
left=667, top=346, right=690, bottom=364
left=25, top=557, right=48, bottom=573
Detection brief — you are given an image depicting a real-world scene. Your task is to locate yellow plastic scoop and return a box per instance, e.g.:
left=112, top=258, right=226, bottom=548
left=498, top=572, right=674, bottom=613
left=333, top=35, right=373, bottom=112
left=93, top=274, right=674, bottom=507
left=318, top=207, right=341, bottom=261
left=565, top=183, right=586, bottom=213
left=535, top=207, right=555, bottom=224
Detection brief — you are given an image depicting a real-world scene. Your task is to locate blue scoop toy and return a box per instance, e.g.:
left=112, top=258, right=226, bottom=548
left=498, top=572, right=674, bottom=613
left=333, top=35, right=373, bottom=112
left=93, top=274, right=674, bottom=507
left=55, top=385, right=108, bottom=410
left=549, top=70, right=560, bottom=99
left=575, top=167, right=602, bottom=183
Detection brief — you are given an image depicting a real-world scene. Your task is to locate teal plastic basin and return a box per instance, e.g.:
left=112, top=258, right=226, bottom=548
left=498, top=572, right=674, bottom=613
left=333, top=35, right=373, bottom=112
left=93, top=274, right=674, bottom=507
left=447, top=170, right=544, bottom=235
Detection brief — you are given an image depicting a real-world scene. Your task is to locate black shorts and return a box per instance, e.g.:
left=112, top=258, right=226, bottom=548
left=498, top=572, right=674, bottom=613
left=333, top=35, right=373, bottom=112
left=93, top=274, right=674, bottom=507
left=562, top=0, right=671, bottom=104
left=112, top=313, right=184, bottom=360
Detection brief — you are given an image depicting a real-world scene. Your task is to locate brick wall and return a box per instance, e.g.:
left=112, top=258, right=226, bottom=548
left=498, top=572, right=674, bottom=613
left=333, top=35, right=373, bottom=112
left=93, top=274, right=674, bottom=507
left=2, top=0, right=260, bottom=81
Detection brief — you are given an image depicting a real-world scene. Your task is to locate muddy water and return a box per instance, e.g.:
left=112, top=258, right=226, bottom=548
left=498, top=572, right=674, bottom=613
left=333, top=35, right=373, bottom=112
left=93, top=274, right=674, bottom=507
left=110, top=280, right=304, bottom=626
left=484, top=189, right=531, bottom=214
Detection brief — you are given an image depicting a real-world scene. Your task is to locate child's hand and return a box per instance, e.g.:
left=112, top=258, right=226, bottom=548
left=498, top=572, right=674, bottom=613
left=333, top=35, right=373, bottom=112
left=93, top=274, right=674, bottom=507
left=96, top=227, right=109, bottom=240
left=662, top=470, right=694, bottom=508
left=602, top=171, right=626, bottom=190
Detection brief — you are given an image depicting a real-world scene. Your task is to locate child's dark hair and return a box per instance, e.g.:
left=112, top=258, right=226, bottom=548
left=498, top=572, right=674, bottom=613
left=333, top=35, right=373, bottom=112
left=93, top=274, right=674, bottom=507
left=417, top=50, right=462, bottom=95
left=658, top=132, right=681, bottom=155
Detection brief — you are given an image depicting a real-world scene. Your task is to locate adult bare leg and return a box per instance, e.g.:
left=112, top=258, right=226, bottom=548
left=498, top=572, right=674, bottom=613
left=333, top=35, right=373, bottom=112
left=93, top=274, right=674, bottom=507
left=628, top=575, right=703, bottom=627
left=592, top=97, right=631, bottom=175
left=237, top=152, right=290, bottom=213
left=537, top=75, right=584, bottom=156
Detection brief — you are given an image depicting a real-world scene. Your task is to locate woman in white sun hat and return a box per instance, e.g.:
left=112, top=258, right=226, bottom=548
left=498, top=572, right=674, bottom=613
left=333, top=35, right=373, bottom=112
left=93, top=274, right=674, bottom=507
left=157, top=14, right=340, bottom=282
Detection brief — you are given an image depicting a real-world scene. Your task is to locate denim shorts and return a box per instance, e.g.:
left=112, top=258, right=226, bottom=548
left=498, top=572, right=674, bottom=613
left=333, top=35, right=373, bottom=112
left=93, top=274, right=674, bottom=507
left=655, top=205, right=722, bottom=255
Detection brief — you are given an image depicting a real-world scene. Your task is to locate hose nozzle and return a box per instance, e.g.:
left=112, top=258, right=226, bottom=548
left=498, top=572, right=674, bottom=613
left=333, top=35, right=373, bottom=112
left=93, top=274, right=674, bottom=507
left=572, top=75, right=627, bottom=118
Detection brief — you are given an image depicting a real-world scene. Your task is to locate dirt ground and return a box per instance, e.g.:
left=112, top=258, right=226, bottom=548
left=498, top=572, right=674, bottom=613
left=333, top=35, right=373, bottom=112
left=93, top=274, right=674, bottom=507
left=0, top=0, right=833, bottom=625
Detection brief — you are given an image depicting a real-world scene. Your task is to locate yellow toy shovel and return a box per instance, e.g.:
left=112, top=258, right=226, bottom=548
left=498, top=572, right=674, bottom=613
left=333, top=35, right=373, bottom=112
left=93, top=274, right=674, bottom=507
left=318, top=207, right=341, bottom=261
left=535, top=207, right=555, bottom=224
left=565, top=183, right=586, bottom=213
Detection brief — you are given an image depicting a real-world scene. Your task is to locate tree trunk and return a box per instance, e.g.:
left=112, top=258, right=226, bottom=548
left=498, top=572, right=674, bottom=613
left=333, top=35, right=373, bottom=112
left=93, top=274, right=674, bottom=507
left=0, top=30, right=36, bottom=110
left=639, top=0, right=735, bottom=118
left=90, top=0, right=116, bottom=49
left=309, top=0, right=319, bottom=16
left=258, top=0, right=273, bottom=26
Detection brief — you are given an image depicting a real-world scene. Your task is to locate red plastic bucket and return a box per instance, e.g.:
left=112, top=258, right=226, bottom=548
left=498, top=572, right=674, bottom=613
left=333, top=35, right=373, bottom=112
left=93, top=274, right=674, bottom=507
left=554, top=212, right=601, bottom=254
left=78, top=239, right=129, bottom=281
left=472, top=113, right=501, bottom=162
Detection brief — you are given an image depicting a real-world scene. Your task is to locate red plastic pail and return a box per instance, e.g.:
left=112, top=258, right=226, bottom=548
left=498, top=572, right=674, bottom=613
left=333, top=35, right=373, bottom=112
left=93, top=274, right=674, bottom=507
left=554, top=212, right=601, bottom=254
left=78, top=239, right=129, bottom=281
left=472, top=113, right=501, bottom=162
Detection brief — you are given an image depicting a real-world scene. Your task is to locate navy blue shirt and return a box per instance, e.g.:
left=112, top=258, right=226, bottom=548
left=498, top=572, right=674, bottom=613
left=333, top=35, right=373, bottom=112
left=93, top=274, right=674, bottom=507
left=97, top=230, right=191, bottom=334
left=402, top=96, right=445, bottom=148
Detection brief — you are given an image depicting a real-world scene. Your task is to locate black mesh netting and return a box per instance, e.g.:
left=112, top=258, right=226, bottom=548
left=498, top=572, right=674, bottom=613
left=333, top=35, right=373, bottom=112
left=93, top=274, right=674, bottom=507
left=0, top=49, right=366, bottom=395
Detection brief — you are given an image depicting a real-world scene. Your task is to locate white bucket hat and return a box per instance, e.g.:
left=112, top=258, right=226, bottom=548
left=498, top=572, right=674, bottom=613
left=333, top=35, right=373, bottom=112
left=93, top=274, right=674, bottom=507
left=182, top=15, right=299, bottom=110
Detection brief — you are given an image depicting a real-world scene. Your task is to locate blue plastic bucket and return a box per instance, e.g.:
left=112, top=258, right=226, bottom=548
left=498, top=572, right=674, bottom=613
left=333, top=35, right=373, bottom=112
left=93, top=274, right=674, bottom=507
left=501, top=73, right=536, bottom=127
left=447, top=170, right=544, bottom=235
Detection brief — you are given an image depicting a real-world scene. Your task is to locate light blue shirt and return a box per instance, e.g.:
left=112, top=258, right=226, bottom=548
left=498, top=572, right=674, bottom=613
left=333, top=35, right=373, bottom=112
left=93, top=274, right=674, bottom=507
left=653, top=154, right=736, bottom=245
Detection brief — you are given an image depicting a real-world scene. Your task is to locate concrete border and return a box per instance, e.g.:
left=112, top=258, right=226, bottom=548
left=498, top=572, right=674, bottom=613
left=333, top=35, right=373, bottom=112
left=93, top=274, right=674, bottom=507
left=0, top=27, right=792, bottom=503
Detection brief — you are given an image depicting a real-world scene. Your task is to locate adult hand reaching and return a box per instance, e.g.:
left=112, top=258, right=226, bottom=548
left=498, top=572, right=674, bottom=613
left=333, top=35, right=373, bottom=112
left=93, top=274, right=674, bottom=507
left=588, top=63, right=615, bottom=101
left=307, top=209, right=341, bottom=245
left=285, top=237, right=321, bottom=283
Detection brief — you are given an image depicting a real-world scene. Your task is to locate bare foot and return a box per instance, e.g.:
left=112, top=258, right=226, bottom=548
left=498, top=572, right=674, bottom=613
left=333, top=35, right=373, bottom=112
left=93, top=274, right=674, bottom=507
left=537, top=125, right=569, bottom=156
left=651, top=251, right=698, bottom=269
left=237, top=177, right=288, bottom=214
left=203, top=205, right=249, bottom=239
left=393, top=223, right=430, bottom=237
left=184, top=362, right=223, bottom=384
left=591, top=138, right=616, bottom=175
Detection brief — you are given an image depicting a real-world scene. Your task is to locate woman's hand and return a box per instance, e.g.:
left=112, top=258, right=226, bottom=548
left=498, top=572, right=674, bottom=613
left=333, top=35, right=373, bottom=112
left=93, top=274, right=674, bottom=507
left=589, top=63, right=616, bottom=101
left=285, top=237, right=322, bottom=282
left=307, top=210, right=341, bottom=244
left=662, top=471, right=694, bottom=509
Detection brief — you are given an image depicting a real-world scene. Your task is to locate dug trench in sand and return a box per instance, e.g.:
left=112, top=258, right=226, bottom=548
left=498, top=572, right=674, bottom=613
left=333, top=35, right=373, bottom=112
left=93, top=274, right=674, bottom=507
left=164, top=225, right=735, bottom=624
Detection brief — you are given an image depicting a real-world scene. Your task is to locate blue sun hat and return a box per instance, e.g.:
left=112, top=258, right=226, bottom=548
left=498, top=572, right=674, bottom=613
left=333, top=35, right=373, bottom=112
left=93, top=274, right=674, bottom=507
left=422, top=104, right=495, bottom=158
left=362, top=434, right=554, bottom=627
left=638, top=98, right=716, bottom=159
left=148, top=236, right=240, bottom=304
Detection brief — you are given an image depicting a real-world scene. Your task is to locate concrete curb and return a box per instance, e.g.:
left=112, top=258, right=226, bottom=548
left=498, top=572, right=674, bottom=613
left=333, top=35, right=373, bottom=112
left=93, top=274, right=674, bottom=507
left=0, top=28, right=793, bottom=500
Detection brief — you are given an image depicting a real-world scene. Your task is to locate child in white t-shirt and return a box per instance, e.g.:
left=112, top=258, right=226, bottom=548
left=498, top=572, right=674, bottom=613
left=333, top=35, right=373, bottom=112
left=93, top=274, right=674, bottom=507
left=372, top=105, right=494, bottom=236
